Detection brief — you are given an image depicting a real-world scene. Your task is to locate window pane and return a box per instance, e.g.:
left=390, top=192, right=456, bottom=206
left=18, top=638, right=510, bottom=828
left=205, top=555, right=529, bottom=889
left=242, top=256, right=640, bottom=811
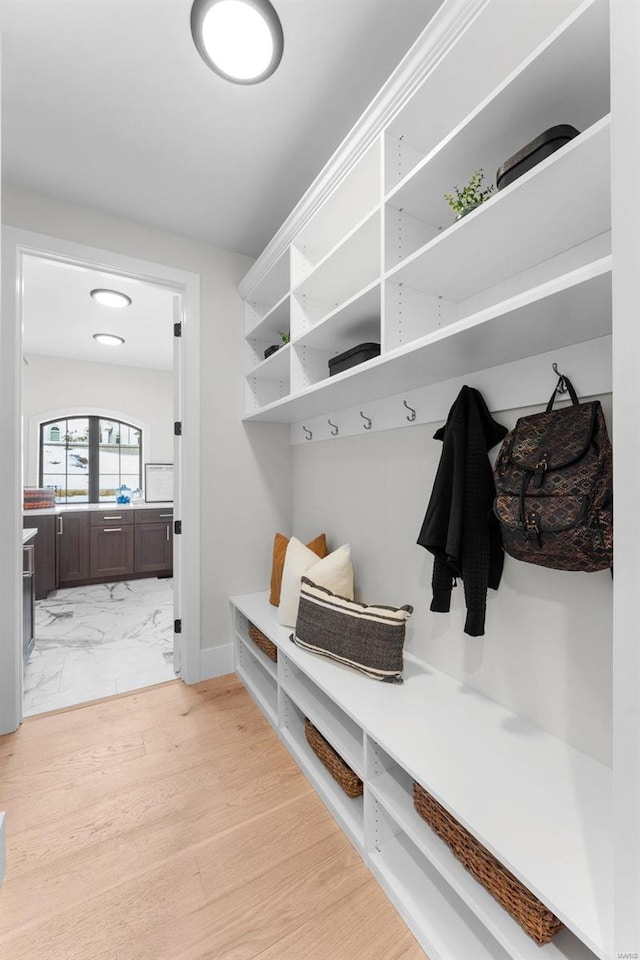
left=120, top=448, right=140, bottom=475
left=120, top=474, right=141, bottom=491
left=43, top=474, right=88, bottom=503
left=41, top=444, right=66, bottom=474
left=99, top=476, right=119, bottom=501
left=66, top=443, right=90, bottom=474
left=41, top=476, right=64, bottom=500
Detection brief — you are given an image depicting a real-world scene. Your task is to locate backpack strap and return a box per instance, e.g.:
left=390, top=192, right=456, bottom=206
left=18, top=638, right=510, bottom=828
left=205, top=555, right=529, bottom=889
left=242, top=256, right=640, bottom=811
left=546, top=374, right=579, bottom=412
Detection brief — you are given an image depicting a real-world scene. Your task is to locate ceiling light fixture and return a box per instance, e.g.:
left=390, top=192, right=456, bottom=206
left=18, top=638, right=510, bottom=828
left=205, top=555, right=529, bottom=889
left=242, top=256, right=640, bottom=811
left=191, top=0, right=284, bottom=84
left=90, top=288, right=132, bottom=309
left=93, top=333, right=125, bottom=347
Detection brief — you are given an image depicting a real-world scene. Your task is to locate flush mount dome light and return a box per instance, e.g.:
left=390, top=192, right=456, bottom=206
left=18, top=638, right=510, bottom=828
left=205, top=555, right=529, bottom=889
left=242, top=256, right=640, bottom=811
left=191, top=0, right=284, bottom=84
left=90, top=288, right=132, bottom=309
left=93, top=333, right=125, bottom=347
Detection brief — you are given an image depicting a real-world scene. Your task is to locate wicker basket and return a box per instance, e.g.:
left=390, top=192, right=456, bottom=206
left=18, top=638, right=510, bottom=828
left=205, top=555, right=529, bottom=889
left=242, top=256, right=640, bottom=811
left=248, top=622, right=278, bottom=663
left=413, top=782, right=562, bottom=945
left=304, top=719, right=363, bottom=799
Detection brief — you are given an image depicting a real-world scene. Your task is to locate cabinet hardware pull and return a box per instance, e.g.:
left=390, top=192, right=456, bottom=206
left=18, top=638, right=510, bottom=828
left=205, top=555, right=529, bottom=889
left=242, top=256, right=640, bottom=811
left=23, top=545, right=34, bottom=577
left=104, top=528, right=122, bottom=533
left=105, top=515, right=122, bottom=520
left=57, top=516, right=63, bottom=536
left=166, top=525, right=170, bottom=542
left=159, top=513, right=172, bottom=518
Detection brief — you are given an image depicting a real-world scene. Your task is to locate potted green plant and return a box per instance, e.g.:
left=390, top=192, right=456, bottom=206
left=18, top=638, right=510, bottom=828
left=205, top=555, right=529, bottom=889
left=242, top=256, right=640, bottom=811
left=444, top=169, right=494, bottom=221
left=264, top=330, right=290, bottom=360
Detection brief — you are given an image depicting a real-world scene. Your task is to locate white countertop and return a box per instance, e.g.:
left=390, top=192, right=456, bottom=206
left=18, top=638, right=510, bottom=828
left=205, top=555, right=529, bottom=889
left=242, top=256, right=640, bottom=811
left=23, top=502, right=174, bottom=516
left=22, top=528, right=38, bottom=544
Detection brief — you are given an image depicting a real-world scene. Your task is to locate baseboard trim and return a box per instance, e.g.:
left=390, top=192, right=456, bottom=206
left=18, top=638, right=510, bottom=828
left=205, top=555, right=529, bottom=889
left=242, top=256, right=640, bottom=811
left=0, top=813, right=6, bottom=888
left=200, top=643, right=234, bottom=681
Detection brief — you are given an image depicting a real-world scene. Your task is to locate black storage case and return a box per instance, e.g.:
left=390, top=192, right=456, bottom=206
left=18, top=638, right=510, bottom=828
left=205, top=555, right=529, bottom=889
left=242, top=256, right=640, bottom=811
left=496, top=125, right=580, bottom=191
left=263, top=344, right=280, bottom=359
left=328, top=342, right=381, bottom=376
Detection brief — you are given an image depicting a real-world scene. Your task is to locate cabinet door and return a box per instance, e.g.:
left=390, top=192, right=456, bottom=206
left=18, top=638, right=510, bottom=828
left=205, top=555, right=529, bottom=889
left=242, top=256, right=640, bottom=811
left=57, top=513, right=90, bottom=585
left=134, top=521, right=173, bottom=575
left=23, top=514, right=57, bottom=599
left=90, top=526, right=134, bottom=579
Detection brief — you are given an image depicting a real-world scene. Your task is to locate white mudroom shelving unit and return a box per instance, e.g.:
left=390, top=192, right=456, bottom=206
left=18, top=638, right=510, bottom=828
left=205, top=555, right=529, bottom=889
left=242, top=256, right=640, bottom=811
left=231, top=595, right=608, bottom=960
left=234, top=0, right=640, bottom=958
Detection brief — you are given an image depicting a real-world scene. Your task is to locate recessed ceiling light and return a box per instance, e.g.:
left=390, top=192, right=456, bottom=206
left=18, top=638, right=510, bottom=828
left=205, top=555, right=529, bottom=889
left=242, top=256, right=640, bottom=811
left=93, top=333, right=125, bottom=347
left=90, top=288, right=132, bottom=309
left=191, top=0, right=284, bottom=84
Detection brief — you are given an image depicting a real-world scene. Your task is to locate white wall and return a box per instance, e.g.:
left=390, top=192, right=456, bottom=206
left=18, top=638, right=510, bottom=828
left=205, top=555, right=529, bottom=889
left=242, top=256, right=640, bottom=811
left=22, top=354, right=173, bottom=486
left=4, top=183, right=292, bottom=652
left=292, top=396, right=613, bottom=766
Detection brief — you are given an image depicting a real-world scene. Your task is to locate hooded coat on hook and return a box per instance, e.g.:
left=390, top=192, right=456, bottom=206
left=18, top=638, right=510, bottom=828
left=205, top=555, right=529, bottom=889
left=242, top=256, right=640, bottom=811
left=417, top=385, right=508, bottom=637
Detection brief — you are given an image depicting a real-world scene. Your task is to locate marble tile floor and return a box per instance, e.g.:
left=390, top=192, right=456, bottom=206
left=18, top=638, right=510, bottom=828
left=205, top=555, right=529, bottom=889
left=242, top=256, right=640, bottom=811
left=24, top=578, right=175, bottom=717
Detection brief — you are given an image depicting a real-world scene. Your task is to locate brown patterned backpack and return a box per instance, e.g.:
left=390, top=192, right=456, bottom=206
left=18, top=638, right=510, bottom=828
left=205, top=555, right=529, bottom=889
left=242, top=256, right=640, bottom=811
left=493, top=375, right=612, bottom=571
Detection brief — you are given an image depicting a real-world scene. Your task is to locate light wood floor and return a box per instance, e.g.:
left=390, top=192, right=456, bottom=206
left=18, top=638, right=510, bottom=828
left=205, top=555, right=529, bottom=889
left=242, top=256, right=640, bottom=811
left=0, top=675, right=425, bottom=960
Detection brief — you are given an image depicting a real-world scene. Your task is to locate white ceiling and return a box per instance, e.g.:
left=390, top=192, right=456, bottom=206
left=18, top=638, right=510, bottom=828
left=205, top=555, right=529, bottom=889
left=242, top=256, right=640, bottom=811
left=1, top=0, right=441, bottom=258
left=22, top=255, right=175, bottom=370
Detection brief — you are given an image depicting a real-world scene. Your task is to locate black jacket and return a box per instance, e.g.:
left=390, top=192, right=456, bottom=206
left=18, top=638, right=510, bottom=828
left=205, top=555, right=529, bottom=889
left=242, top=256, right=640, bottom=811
left=417, top=386, right=507, bottom=637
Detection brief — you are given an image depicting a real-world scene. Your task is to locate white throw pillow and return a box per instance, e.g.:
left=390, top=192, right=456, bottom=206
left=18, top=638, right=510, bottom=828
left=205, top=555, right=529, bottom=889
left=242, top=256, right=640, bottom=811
left=278, top=539, right=354, bottom=627
left=277, top=537, right=324, bottom=627
left=307, top=543, right=354, bottom=601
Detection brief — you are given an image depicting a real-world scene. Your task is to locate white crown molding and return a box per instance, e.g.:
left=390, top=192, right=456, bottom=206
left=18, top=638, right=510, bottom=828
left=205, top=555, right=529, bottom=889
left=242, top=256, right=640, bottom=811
left=238, top=0, right=487, bottom=299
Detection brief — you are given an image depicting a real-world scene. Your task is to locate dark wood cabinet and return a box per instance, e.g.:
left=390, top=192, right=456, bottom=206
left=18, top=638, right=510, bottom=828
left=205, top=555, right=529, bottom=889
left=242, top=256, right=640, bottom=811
left=57, top=512, right=90, bottom=587
left=24, top=507, right=173, bottom=591
left=90, top=525, right=134, bottom=579
left=134, top=521, right=173, bottom=574
left=23, top=514, right=57, bottom=600
left=134, top=508, right=173, bottom=577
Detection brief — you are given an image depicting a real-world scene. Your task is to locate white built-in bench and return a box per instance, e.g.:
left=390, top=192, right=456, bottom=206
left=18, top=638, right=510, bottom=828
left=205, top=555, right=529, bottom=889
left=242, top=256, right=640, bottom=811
left=230, top=592, right=612, bottom=960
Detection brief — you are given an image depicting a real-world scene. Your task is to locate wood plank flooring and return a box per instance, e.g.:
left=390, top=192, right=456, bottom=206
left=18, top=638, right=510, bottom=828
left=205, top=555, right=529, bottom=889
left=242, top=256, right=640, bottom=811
left=0, top=676, right=425, bottom=960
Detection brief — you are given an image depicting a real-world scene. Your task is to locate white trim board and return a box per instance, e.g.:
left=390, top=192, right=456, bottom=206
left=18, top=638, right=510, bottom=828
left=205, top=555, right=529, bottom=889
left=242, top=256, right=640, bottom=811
left=0, top=227, right=202, bottom=736
left=200, top=644, right=234, bottom=681
left=237, top=0, right=487, bottom=298
left=290, top=336, right=612, bottom=444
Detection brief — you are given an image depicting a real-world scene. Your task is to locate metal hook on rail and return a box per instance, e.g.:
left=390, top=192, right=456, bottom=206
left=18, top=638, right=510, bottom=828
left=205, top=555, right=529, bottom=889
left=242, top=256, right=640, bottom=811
left=403, top=400, right=417, bottom=422
left=328, top=419, right=339, bottom=436
left=303, top=425, right=313, bottom=440
left=552, top=362, right=568, bottom=394
left=360, top=411, right=373, bottom=430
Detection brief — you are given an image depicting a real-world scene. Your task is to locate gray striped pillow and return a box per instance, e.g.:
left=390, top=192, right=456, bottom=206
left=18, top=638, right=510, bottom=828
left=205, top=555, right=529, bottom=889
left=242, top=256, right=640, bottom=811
left=291, top=577, right=413, bottom=683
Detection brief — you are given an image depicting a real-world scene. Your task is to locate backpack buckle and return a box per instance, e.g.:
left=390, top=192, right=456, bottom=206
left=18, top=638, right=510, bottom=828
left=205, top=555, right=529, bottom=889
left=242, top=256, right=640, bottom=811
left=532, top=456, right=548, bottom=490
left=524, top=513, right=542, bottom=548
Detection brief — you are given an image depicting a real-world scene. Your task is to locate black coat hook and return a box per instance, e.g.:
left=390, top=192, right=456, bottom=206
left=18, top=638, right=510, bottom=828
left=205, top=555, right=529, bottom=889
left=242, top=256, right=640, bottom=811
left=303, top=425, right=312, bottom=440
left=328, top=419, right=338, bottom=436
left=403, top=400, right=416, bottom=422
left=360, top=411, right=372, bottom=430
left=552, top=362, right=568, bottom=394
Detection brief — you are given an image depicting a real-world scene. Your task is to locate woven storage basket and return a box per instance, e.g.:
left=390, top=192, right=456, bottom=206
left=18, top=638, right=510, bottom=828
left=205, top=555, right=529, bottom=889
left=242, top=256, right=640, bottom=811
left=413, top=782, right=562, bottom=945
left=304, top=719, right=363, bottom=799
left=247, top=622, right=278, bottom=663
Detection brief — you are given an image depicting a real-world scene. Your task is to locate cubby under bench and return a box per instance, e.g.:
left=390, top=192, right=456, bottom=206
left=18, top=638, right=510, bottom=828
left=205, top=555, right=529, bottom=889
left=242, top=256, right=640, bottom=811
left=231, top=593, right=612, bottom=960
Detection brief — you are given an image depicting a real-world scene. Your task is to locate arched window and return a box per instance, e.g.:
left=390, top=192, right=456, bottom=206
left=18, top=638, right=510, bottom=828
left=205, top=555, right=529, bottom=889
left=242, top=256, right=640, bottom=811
left=40, top=416, right=142, bottom=503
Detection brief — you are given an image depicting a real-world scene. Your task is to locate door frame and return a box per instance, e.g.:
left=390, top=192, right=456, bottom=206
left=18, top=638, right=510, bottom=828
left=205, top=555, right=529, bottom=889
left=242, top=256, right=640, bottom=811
left=0, top=227, right=201, bottom=734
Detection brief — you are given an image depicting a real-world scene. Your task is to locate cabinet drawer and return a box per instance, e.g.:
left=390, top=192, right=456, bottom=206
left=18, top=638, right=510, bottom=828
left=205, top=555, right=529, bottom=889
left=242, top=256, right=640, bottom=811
left=90, top=510, right=133, bottom=526
left=134, top=508, right=174, bottom=523
left=90, top=526, right=134, bottom=578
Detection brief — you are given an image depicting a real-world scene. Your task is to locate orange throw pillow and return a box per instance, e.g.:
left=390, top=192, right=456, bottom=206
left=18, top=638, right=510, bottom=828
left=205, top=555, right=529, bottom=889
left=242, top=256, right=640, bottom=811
left=270, top=532, right=327, bottom=606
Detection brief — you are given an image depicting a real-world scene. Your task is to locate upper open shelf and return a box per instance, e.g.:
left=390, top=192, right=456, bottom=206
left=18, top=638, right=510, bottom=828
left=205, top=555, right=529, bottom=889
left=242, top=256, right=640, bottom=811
left=243, top=257, right=611, bottom=423
left=293, top=140, right=381, bottom=270
left=385, top=0, right=609, bottom=245
left=384, top=0, right=593, bottom=192
left=387, top=116, right=610, bottom=302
